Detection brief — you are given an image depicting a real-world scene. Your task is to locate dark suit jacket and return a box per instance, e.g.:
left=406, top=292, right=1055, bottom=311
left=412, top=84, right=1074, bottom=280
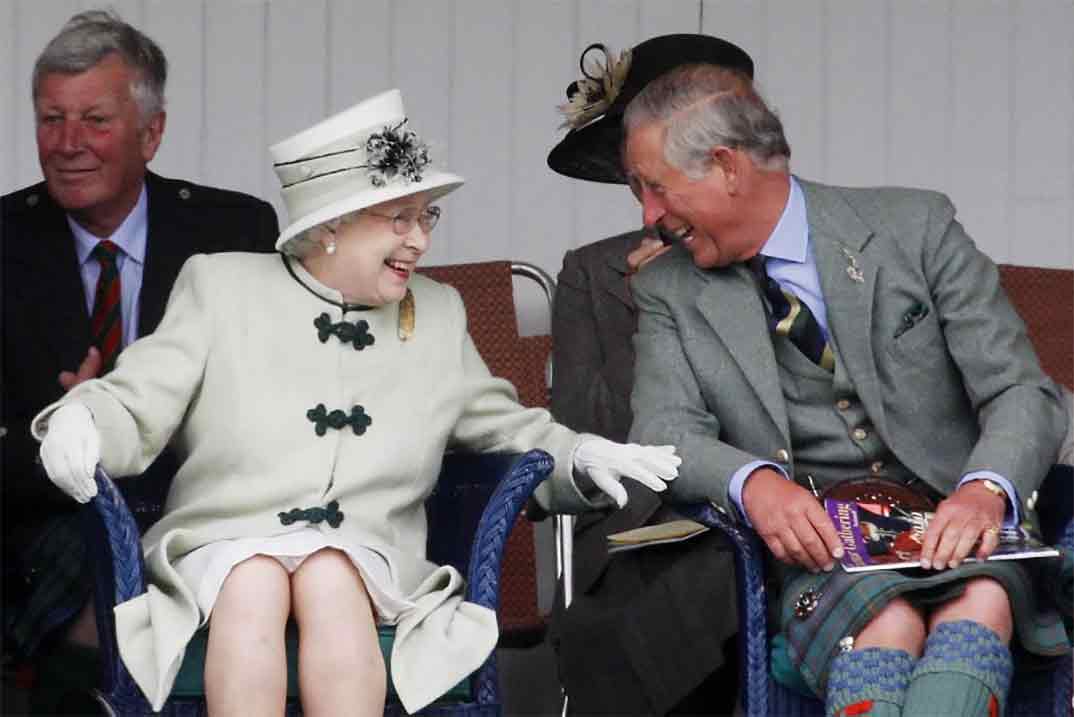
left=550, top=231, right=739, bottom=714
left=551, top=230, right=668, bottom=593
left=1, top=172, right=279, bottom=572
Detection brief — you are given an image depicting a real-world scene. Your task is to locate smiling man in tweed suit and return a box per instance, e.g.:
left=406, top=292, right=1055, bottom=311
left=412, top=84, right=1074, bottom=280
left=623, top=64, right=1068, bottom=717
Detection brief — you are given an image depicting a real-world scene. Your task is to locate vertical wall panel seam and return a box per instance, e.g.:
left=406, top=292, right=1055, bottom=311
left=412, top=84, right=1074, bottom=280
left=945, top=0, right=953, bottom=194
left=508, top=0, right=518, bottom=258
left=262, top=4, right=270, bottom=200
left=12, top=0, right=22, bottom=191
left=1007, top=1, right=1015, bottom=259
left=1069, top=2, right=1074, bottom=205
left=820, top=0, right=829, bottom=179
left=698, top=0, right=703, bottom=32
left=325, top=0, right=333, bottom=114
left=14, top=0, right=22, bottom=153
left=761, top=0, right=770, bottom=90
left=199, top=1, right=207, bottom=184
left=446, top=0, right=457, bottom=255
left=569, top=0, right=579, bottom=250
left=882, top=0, right=892, bottom=184
left=388, top=2, right=395, bottom=101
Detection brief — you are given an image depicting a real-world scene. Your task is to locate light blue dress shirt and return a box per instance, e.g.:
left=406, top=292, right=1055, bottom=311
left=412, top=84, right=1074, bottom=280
left=727, top=177, right=1017, bottom=526
left=70, top=185, right=148, bottom=350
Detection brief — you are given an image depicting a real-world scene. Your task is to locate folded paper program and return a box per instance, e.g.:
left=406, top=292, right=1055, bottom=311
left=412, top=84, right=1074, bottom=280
left=607, top=519, right=710, bottom=554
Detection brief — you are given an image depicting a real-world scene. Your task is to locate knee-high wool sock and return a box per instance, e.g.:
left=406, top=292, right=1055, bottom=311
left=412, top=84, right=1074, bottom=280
left=902, top=620, right=1013, bottom=717
left=826, top=647, right=913, bottom=717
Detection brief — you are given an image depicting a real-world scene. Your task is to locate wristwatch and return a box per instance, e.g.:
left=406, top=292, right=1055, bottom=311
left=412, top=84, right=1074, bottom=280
left=978, top=479, right=1007, bottom=502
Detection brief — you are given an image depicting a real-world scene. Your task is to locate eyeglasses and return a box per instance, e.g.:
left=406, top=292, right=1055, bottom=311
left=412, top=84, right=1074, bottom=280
left=364, top=205, right=441, bottom=235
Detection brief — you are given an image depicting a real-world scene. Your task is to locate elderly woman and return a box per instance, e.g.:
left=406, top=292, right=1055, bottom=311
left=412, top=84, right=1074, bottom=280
left=33, top=89, right=678, bottom=717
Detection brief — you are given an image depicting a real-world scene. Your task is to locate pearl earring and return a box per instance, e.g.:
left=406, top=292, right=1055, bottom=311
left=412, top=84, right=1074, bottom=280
left=325, top=238, right=337, bottom=255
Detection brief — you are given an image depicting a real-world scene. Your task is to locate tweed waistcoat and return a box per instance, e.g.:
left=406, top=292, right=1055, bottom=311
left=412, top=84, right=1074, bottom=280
left=773, top=333, right=913, bottom=490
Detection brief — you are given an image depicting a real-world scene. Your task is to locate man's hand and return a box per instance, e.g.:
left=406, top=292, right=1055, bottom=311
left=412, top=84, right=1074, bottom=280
left=58, top=347, right=102, bottom=391
left=742, top=468, right=844, bottom=572
left=626, top=236, right=672, bottom=276
left=919, top=481, right=1006, bottom=569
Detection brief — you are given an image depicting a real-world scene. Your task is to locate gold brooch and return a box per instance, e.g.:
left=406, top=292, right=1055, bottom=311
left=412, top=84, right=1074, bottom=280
left=397, top=289, right=415, bottom=341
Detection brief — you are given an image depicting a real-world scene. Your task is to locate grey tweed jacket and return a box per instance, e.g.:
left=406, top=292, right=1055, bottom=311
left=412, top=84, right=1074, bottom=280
left=630, top=178, right=1067, bottom=513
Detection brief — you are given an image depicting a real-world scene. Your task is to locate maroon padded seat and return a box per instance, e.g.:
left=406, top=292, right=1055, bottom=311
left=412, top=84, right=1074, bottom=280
left=419, top=261, right=551, bottom=647
left=998, top=265, right=1072, bottom=390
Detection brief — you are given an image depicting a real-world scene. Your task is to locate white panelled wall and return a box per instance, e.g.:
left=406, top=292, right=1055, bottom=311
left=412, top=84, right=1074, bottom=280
left=3, top=0, right=1072, bottom=332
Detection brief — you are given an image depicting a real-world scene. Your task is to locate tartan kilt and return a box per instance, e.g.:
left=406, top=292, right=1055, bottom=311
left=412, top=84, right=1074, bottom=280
left=4, top=513, right=91, bottom=658
left=779, top=549, right=1073, bottom=697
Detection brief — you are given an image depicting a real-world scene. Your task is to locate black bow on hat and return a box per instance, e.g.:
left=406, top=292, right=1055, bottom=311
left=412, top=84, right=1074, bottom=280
left=547, top=34, right=754, bottom=184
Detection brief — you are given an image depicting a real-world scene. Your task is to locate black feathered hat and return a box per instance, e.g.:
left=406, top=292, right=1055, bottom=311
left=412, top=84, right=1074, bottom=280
left=547, top=34, right=754, bottom=184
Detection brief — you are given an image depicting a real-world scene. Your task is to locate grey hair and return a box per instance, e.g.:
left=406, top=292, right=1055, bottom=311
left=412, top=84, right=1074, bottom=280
left=623, top=64, right=791, bottom=178
left=32, top=9, right=168, bottom=122
left=282, top=210, right=363, bottom=258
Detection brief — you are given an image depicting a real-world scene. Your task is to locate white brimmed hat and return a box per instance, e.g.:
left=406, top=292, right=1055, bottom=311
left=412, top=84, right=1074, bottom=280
left=270, top=89, right=464, bottom=252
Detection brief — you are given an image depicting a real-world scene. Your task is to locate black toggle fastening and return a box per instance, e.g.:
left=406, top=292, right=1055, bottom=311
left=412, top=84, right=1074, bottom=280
left=278, top=500, right=345, bottom=528
left=314, top=313, right=375, bottom=350
left=306, top=403, right=372, bottom=436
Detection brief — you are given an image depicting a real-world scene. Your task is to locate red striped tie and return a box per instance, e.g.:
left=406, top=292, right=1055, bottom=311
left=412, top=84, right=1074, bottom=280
left=90, top=240, right=122, bottom=372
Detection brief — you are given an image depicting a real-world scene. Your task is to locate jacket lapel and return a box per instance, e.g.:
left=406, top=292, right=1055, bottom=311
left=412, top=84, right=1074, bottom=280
left=695, top=263, right=790, bottom=443
left=139, top=173, right=187, bottom=336
left=800, top=180, right=889, bottom=440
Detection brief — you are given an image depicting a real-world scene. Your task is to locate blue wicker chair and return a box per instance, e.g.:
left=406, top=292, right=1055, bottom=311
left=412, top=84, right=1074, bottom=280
left=679, top=463, right=1074, bottom=717
left=80, top=449, right=553, bottom=716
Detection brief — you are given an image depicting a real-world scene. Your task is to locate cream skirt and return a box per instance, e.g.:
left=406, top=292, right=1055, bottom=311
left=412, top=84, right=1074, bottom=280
left=173, top=528, right=416, bottom=627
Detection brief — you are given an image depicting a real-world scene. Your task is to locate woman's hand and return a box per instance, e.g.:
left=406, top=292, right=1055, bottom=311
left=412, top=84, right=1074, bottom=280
left=919, top=481, right=1006, bottom=569
left=39, top=403, right=100, bottom=503
left=572, top=437, right=680, bottom=508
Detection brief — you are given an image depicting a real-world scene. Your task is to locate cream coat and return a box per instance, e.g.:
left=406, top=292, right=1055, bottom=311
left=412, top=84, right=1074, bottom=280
left=34, top=252, right=594, bottom=712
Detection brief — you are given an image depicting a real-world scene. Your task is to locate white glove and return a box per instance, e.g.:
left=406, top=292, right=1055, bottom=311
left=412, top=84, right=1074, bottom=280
left=39, top=403, right=99, bottom=503
left=573, top=437, right=681, bottom=508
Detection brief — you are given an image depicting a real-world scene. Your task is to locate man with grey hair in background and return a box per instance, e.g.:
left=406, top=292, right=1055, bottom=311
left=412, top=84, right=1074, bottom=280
left=2, top=10, right=277, bottom=711
left=623, top=64, right=1068, bottom=716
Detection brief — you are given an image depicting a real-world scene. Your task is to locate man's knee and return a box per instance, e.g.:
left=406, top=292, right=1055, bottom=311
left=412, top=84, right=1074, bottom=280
left=856, top=597, right=927, bottom=657
left=929, top=577, right=1012, bottom=642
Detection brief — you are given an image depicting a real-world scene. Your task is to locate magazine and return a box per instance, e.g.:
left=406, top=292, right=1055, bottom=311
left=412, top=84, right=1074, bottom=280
left=826, top=498, right=1059, bottom=573
left=606, top=519, right=710, bottom=554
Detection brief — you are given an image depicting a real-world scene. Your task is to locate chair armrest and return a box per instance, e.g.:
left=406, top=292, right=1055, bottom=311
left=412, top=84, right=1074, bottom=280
left=431, top=450, right=553, bottom=708
left=80, top=467, right=152, bottom=713
left=446, top=450, right=553, bottom=611
left=676, top=502, right=773, bottom=717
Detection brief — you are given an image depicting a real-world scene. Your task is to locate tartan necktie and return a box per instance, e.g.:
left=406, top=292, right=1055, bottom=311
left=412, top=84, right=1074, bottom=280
left=749, top=255, right=834, bottom=372
left=90, top=240, right=122, bottom=373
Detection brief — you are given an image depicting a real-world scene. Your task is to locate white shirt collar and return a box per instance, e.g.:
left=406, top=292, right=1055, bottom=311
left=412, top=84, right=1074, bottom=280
left=759, top=176, right=808, bottom=264
left=69, top=184, right=149, bottom=266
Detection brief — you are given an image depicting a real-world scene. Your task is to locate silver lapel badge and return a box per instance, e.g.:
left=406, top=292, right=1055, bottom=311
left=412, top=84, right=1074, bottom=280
left=840, top=246, right=865, bottom=284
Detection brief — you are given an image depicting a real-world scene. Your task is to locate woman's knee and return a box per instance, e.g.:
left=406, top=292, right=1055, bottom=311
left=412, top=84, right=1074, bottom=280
left=292, top=549, right=377, bottom=627
left=212, top=555, right=291, bottom=635
left=292, top=551, right=386, bottom=693
left=855, top=597, right=927, bottom=657
left=929, top=577, right=1012, bottom=643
